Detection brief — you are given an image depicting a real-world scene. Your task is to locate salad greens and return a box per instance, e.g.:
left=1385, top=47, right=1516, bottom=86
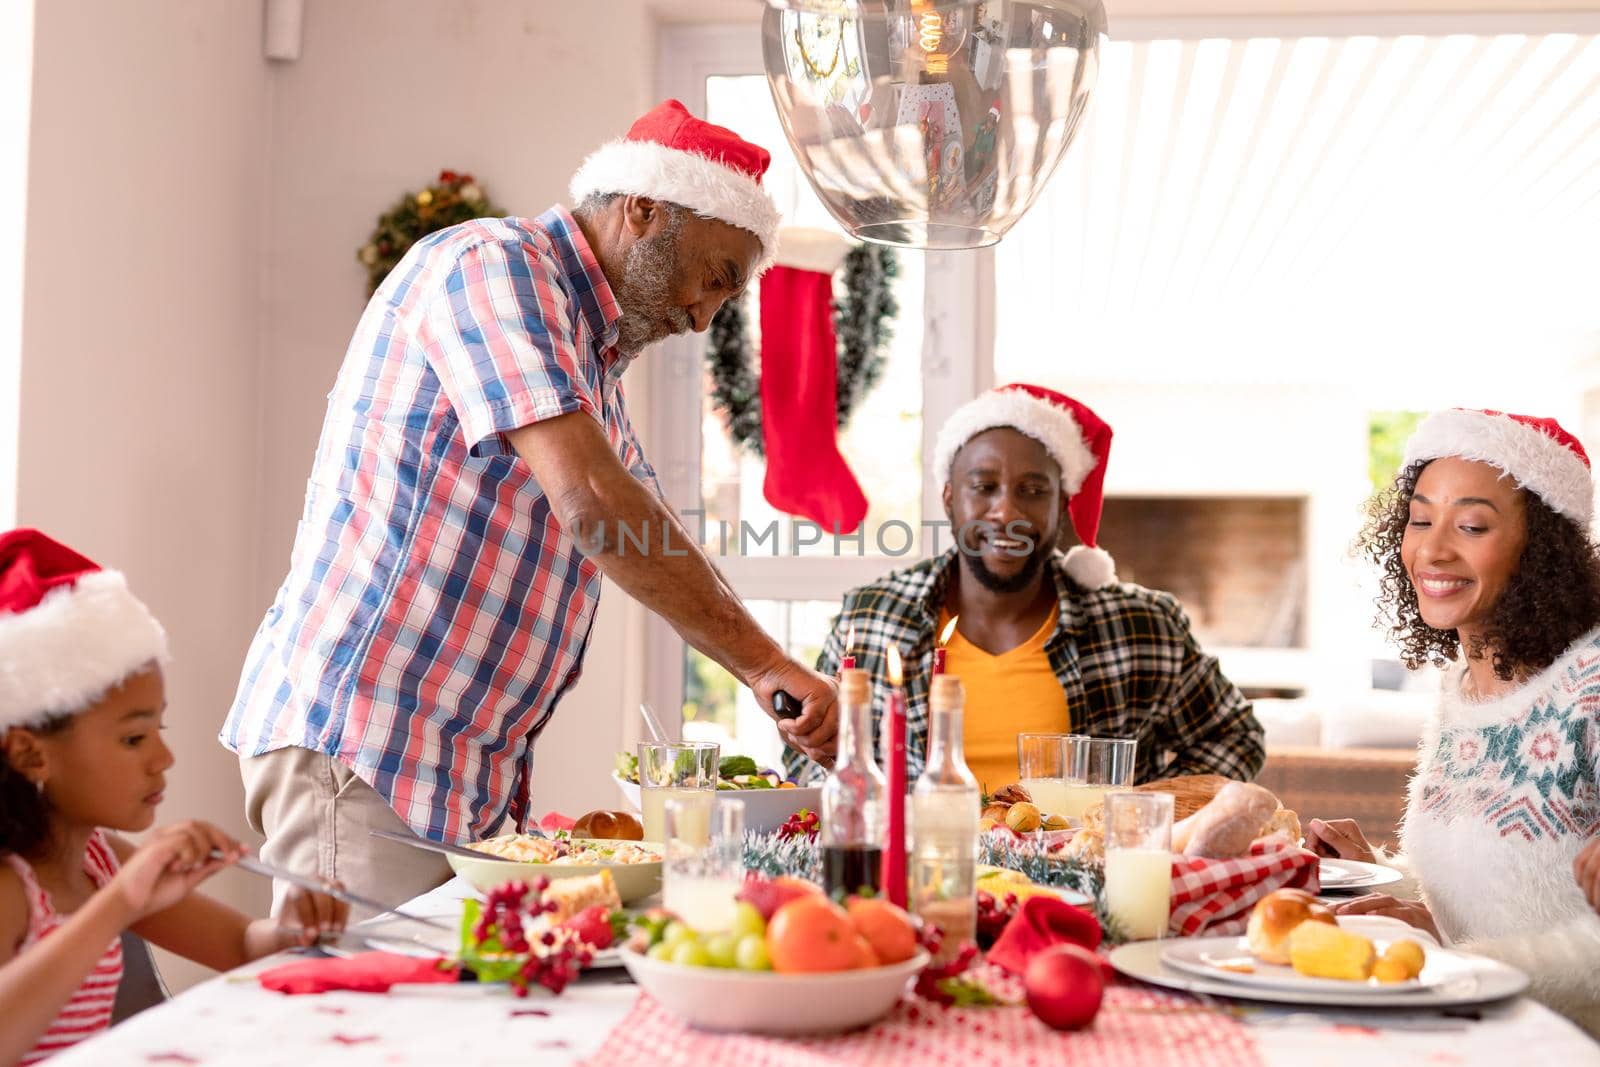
left=614, top=751, right=795, bottom=790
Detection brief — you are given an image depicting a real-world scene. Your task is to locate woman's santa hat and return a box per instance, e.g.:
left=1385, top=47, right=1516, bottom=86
left=570, top=99, right=782, bottom=273
left=0, top=529, right=168, bottom=730
left=934, top=384, right=1117, bottom=589
left=1403, top=409, right=1594, bottom=527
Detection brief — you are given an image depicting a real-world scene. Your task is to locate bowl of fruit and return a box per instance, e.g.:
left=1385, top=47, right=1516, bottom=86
left=620, top=876, right=929, bottom=1035
left=613, top=753, right=822, bottom=834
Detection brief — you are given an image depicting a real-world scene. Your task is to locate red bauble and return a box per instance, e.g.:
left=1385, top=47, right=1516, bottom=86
left=1023, top=944, right=1105, bottom=1030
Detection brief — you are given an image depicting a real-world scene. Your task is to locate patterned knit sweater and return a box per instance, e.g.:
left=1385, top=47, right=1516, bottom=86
left=1399, top=626, right=1600, bottom=1035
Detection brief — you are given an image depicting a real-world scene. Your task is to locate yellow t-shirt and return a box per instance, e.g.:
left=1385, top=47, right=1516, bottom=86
left=941, top=609, right=1070, bottom=795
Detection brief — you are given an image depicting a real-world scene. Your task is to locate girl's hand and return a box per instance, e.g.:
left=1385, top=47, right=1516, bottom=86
left=243, top=883, right=350, bottom=959
left=1305, top=818, right=1377, bottom=864
left=1332, top=893, right=1442, bottom=942
left=1574, top=838, right=1600, bottom=914
left=109, top=821, right=243, bottom=922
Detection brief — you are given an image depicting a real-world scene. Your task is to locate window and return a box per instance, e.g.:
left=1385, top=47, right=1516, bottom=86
left=650, top=28, right=990, bottom=760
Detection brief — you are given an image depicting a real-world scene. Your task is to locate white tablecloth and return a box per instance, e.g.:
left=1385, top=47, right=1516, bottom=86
left=48, top=878, right=1600, bottom=1067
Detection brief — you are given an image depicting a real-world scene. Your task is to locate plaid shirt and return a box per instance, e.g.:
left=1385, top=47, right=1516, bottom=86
left=786, top=550, right=1265, bottom=787
left=222, top=208, right=657, bottom=843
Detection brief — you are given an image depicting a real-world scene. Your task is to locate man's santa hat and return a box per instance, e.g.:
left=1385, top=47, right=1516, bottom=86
left=1403, top=409, right=1594, bottom=528
left=570, top=99, right=782, bottom=273
left=934, top=384, right=1117, bottom=589
left=0, top=529, right=168, bottom=730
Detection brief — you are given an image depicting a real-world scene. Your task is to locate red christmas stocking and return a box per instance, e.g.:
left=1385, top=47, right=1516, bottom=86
left=758, top=264, right=869, bottom=534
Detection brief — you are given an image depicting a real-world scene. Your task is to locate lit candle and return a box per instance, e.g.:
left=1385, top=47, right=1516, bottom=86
left=882, top=646, right=908, bottom=908
left=932, top=615, right=957, bottom=676
left=841, top=623, right=857, bottom=672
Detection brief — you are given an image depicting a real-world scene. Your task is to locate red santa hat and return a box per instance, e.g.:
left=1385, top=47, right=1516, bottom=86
left=934, top=384, right=1117, bottom=589
left=1403, top=409, right=1594, bottom=528
left=0, top=529, right=168, bottom=730
left=570, top=99, right=782, bottom=273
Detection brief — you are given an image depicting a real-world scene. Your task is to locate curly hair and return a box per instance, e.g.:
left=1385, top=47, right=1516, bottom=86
left=0, top=716, right=73, bottom=858
left=1358, top=460, right=1600, bottom=679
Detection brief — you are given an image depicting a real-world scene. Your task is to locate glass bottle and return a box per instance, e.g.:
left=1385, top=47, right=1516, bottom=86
left=820, top=668, right=887, bottom=898
left=910, top=674, right=980, bottom=956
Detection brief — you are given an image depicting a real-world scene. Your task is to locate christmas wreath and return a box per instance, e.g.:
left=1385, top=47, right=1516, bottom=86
left=707, top=244, right=899, bottom=456
left=358, top=169, right=505, bottom=295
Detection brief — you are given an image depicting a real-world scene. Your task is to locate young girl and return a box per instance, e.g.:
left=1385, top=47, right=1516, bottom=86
left=0, top=529, right=349, bottom=1064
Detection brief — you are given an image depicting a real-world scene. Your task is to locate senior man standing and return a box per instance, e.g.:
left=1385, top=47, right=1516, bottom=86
left=222, top=101, right=837, bottom=909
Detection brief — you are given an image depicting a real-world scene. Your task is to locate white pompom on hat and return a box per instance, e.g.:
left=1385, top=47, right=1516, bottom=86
left=1403, top=408, right=1594, bottom=528
left=570, top=99, right=782, bottom=273
left=0, top=529, right=168, bottom=730
left=934, top=384, right=1118, bottom=589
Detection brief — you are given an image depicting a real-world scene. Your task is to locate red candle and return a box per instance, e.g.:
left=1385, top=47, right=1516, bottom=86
left=841, top=625, right=857, bottom=672
left=932, top=615, right=957, bottom=677
left=882, top=647, right=908, bottom=909
left=931, top=647, right=946, bottom=676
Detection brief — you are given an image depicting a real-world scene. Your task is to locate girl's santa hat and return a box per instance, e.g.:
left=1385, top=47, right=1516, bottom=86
left=934, top=384, right=1117, bottom=589
left=1403, top=409, right=1594, bottom=528
left=0, top=529, right=168, bottom=729
left=570, top=99, right=782, bottom=273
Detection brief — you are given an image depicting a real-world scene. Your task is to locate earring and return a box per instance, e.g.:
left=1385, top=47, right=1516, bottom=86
left=34, top=779, right=44, bottom=796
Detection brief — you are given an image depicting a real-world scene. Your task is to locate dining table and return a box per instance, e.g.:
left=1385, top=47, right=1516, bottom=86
left=47, top=877, right=1600, bottom=1067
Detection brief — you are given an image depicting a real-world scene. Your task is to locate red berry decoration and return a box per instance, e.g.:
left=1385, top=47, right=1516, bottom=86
left=777, top=807, right=821, bottom=841
left=1023, top=944, right=1105, bottom=1030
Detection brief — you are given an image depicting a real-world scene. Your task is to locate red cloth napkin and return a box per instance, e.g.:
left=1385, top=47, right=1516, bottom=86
left=539, top=811, right=576, bottom=832
left=1168, top=834, right=1321, bottom=937
left=985, top=895, right=1102, bottom=976
left=258, top=952, right=459, bottom=995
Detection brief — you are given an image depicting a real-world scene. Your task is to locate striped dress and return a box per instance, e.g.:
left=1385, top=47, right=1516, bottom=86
left=4, top=831, right=124, bottom=1062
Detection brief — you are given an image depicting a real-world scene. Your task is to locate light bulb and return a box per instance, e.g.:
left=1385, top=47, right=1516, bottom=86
left=911, top=2, right=967, bottom=75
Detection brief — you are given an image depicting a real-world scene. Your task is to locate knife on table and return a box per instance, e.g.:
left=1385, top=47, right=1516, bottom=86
left=367, top=828, right=513, bottom=860
left=217, top=851, right=455, bottom=933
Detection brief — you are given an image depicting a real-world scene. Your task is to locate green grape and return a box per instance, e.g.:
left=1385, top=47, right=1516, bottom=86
left=661, top=921, right=696, bottom=948
left=730, top=901, right=766, bottom=940
left=671, top=941, right=713, bottom=968
left=704, top=932, right=740, bottom=968
left=735, top=934, right=772, bottom=971
left=647, top=942, right=675, bottom=962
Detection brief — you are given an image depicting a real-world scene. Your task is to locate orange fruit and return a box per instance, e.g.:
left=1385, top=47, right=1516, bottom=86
left=846, top=896, right=919, bottom=965
left=766, top=896, right=860, bottom=973
left=854, top=934, right=880, bottom=969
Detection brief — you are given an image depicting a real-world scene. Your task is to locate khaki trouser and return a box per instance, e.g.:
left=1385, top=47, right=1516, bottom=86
left=240, top=747, right=451, bottom=920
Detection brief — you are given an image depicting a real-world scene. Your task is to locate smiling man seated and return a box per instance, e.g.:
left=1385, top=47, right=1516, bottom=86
left=786, top=384, right=1265, bottom=792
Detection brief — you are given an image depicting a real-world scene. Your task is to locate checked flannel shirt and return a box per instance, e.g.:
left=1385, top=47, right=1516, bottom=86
left=785, top=549, right=1266, bottom=787
left=222, top=208, right=657, bottom=843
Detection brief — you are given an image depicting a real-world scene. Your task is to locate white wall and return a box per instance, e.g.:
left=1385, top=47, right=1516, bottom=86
left=256, top=0, right=660, bottom=821
left=0, top=0, right=35, bottom=527
left=18, top=0, right=273, bottom=988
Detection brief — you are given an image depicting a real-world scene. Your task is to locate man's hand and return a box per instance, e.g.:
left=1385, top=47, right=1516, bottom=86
left=1574, top=838, right=1600, bottom=914
left=751, top=659, right=838, bottom=767
left=1305, top=818, right=1377, bottom=864
left=1332, top=893, right=1441, bottom=942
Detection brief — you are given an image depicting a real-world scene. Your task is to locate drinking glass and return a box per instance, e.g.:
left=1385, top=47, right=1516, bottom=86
left=663, top=795, right=745, bottom=933
left=1061, top=736, right=1137, bottom=820
left=1103, top=791, right=1174, bottom=940
left=1015, top=732, right=1078, bottom=820
left=637, top=740, right=719, bottom=844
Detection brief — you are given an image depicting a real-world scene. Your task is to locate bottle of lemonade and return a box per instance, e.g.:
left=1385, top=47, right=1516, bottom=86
left=910, top=674, right=979, bottom=957
left=820, top=668, right=887, bottom=898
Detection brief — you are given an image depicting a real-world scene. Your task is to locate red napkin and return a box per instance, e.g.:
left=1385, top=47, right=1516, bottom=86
left=539, top=811, right=576, bottom=832
left=258, top=952, right=459, bottom=995
left=985, top=895, right=1102, bottom=976
left=1168, top=834, right=1321, bottom=937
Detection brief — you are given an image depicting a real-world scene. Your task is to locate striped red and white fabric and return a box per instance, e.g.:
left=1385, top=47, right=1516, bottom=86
left=4, top=830, right=124, bottom=1063
left=1168, top=835, right=1321, bottom=938
left=580, top=969, right=1261, bottom=1067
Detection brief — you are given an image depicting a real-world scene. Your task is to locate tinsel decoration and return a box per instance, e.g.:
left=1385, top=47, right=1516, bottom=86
left=358, top=169, right=505, bottom=296
left=706, top=243, right=898, bottom=457
left=741, top=830, right=822, bottom=883
left=978, top=835, right=1129, bottom=944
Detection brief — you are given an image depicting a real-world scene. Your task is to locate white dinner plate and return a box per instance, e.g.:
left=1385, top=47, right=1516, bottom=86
left=1317, top=857, right=1404, bottom=892
left=1112, top=924, right=1525, bottom=1010
left=344, top=918, right=628, bottom=970
left=1161, top=922, right=1446, bottom=995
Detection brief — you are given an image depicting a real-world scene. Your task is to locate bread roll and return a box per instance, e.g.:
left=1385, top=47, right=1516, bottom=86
left=1182, top=781, right=1280, bottom=859
left=1246, top=888, right=1335, bottom=965
left=572, top=809, right=644, bottom=841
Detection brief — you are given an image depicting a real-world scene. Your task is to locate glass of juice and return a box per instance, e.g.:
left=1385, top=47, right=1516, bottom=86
left=637, top=740, right=719, bottom=845
left=1103, top=790, right=1174, bottom=940
left=663, top=795, right=745, bottom=933
left=1061, top=736, right=1137, bottom=820
left=1015, top=732, right=1079, bottom=821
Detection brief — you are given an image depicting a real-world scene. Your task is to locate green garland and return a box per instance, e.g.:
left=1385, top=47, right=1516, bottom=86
left=358, top=169, right=505, bottom=296
left=707, top=243, right=899, bottom=457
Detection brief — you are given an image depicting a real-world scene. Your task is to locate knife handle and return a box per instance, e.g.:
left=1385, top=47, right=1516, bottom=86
left=772, top=689, right=802, bottom=720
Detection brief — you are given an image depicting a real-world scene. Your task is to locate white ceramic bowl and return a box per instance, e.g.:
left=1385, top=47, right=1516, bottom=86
left=619, top=948, right=929, bottom=1034
left=445, top=845, right=663, bottom=904
left=613, top=775, right=821, bottom=834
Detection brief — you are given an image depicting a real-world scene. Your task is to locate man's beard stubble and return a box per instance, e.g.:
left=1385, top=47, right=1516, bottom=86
left=964, top=534, right=1052, bottom=595
left=614, top=209, right=692, bottom=355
